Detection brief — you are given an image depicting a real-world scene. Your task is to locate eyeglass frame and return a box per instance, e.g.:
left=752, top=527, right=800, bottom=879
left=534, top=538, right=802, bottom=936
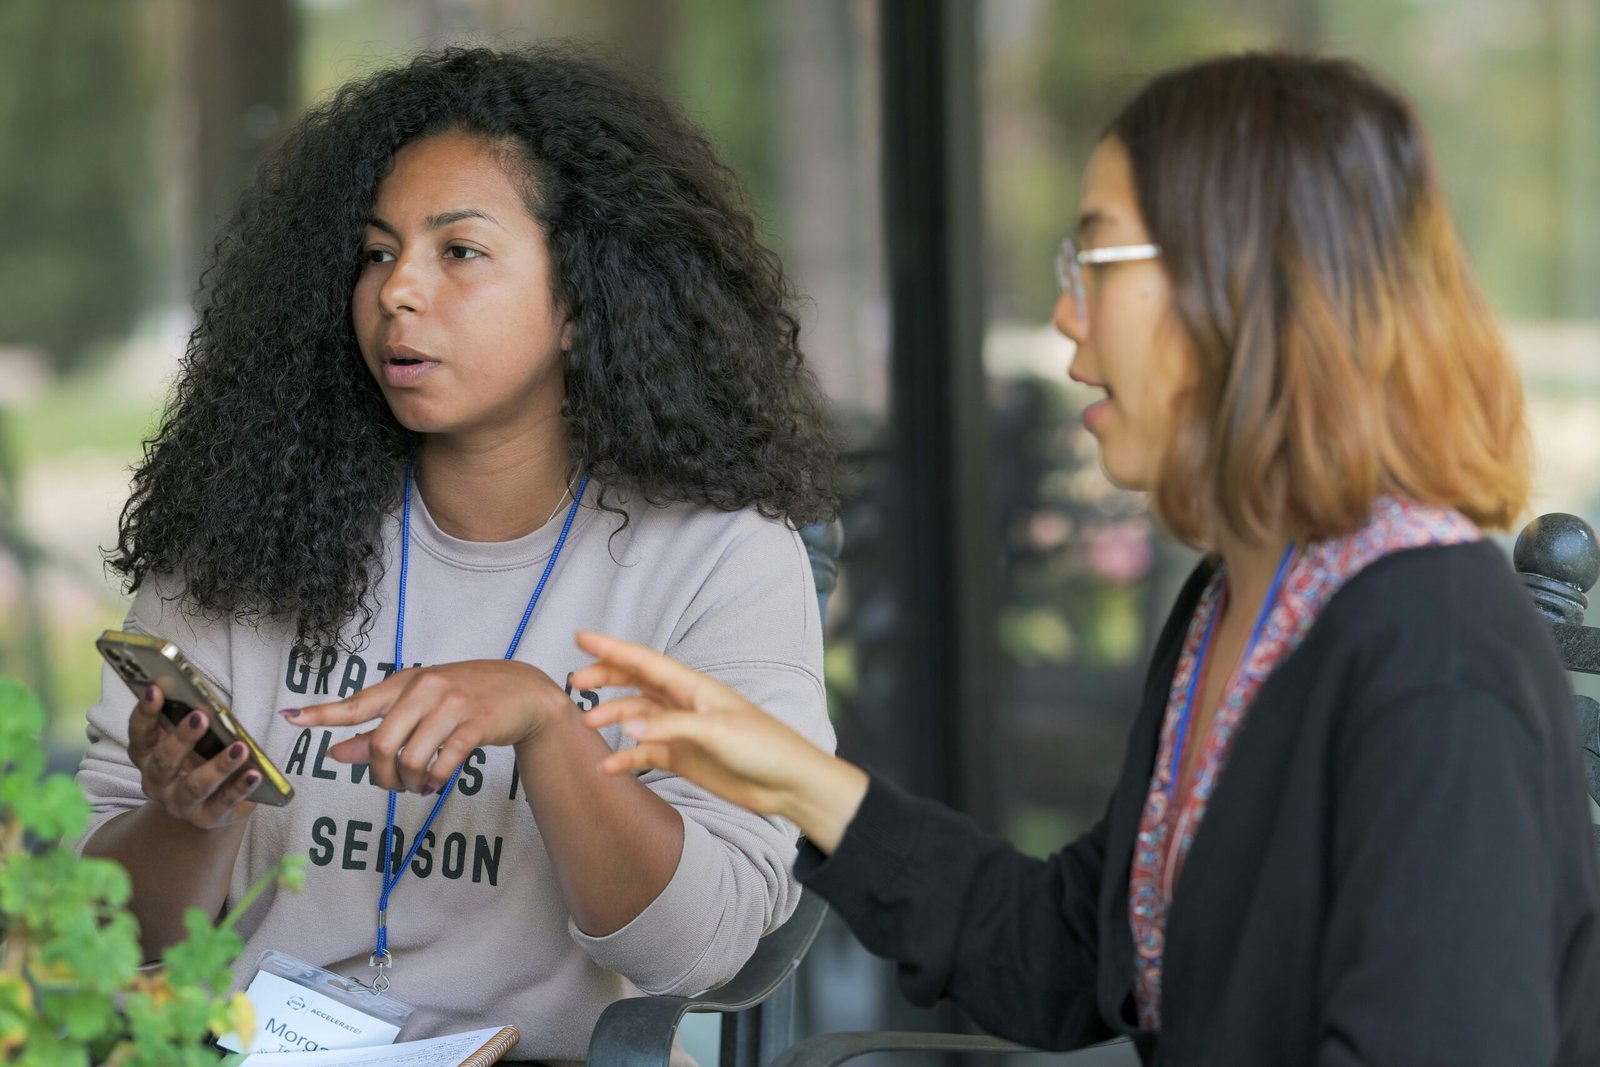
left=1055, top=237, right=1162, bottom=322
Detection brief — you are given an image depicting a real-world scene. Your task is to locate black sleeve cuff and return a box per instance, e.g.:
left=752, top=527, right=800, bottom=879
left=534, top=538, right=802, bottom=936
left=795, top=771, right=932, bottom=911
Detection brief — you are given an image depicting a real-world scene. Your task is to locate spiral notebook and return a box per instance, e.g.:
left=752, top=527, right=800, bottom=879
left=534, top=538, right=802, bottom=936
left=236, top=1025, right=520, bottom=1066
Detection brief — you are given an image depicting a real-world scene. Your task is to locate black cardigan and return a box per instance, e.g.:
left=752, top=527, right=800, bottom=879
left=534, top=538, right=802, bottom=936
left=798, top=541, right=1600, bottom=1065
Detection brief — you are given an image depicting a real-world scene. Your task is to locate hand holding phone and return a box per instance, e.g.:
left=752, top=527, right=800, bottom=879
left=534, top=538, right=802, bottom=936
left=97, top=631, right=294, bottom=820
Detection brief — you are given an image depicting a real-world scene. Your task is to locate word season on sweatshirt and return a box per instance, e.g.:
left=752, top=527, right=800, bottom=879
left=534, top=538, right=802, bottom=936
left=279, top=648, right=605, bottom=887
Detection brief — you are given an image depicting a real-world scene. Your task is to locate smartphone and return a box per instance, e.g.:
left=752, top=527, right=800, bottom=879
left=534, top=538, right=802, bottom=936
left=96, top=630, right=294, bottom=807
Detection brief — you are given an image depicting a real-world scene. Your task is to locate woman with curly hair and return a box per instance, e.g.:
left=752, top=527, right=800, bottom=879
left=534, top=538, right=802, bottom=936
left=575, top=52, right=1600, bottom=1065
left=75, top=45, right=837, bottom=1059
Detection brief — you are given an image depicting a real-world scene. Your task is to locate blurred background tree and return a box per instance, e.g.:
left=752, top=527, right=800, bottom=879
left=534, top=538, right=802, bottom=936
left=0, top=1, right=162, bottom=374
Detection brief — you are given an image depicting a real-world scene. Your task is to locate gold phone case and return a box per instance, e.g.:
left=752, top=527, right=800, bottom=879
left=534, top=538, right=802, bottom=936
left=96, top=630, right=294, bottom=807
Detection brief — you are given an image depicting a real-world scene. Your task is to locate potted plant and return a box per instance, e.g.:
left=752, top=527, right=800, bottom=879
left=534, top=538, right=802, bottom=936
left=0, top=676, right=302, bottom=1065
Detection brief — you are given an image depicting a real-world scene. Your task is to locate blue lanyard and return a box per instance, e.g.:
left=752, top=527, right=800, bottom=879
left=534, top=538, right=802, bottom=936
left=370, top=462, right=589, bottom=976
left=1166, top=544, right=1296, bottom=794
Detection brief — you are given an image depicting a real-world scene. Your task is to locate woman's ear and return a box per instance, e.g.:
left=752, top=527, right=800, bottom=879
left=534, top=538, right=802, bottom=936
left=560, top=318, right=575, bottom=351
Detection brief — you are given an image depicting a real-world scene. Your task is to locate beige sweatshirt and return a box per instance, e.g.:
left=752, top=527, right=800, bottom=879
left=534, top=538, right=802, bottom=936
left=77, top=489, right=833, bottom=1062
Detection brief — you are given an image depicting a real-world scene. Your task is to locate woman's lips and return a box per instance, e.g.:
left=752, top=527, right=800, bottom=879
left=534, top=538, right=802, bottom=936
left=383, top=360, right=440, bottom=387
left=1083, top=396, right=1111, bottom=431
left=380, top=344, right=440, bottom=387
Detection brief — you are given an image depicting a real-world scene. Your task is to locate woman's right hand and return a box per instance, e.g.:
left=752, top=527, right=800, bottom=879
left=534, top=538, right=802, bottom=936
left=572, top=631, right=868, bottom=853
left=127, top=685, right=259, bottom=829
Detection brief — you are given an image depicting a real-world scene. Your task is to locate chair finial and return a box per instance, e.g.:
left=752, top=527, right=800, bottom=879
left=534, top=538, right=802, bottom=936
left=1515, top=513, right=1600, bottom=625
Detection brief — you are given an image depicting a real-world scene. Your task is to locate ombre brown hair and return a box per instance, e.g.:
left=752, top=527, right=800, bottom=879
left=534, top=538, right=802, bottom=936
left=1105, top=52, right=1529, bottom=547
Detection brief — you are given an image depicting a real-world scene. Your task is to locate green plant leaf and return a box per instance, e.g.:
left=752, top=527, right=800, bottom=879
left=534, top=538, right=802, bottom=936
left=78, top=854, right=133, bottom=909
left=0, top=779, right=297, bottom=1065
left=12, top=775, right=92, bottom=841
left=37, top=909, right=135, bottom=988
left=78, top=912, right=145, bottom=994
left=0, top=850, right=101, bottom=932
left=162, top=911, right=242, bottom=993
left=0, top=676, right=46, bottom=754
left=38, top=991, right=116, bottom=1041
left=122, top=991, right=185, bottom=1056
left=0, top=973, right=35, bottom=1052
left=157, top=984, right=216, bottom=1044
left=14, top=1022, right=89, bottom=1067
left=0, top=746, right=46, bottom=804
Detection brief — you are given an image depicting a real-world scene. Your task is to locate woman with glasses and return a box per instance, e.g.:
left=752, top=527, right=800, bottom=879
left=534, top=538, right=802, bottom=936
left=574, top=52, right=1600, bottom=1065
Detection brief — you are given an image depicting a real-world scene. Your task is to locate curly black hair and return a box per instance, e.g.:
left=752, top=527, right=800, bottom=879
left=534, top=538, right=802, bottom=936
left=109, top=44, right=839, bottom=648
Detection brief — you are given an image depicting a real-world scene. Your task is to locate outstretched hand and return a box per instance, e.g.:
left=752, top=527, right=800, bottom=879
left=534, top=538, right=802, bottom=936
left=572, top=631, right=867, bottom=853
left=286, top=659, right=570, bottom=794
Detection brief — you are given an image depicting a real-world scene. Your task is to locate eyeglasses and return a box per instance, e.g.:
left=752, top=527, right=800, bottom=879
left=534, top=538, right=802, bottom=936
left=1055, top=237, right=1162, bottom=323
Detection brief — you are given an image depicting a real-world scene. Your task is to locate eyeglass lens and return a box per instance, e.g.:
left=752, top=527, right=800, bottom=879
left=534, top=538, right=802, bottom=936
left=1056, top=238, right=1086, bottom=321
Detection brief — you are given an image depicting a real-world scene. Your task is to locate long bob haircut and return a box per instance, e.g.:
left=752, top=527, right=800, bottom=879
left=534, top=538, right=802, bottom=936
left=1106, top=53, right=1530, bottom=548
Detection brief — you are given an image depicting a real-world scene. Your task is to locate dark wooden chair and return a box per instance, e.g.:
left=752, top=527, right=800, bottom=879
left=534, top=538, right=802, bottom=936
left=584, top=520, right=843, bottom=1067
left=587, top=890, right=830, bottom=1067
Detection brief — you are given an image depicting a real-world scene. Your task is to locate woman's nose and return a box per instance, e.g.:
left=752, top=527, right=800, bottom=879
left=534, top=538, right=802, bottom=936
left=1053, top=288, right=1087, bottom=344
left=380, top=255, right=427, bottom=316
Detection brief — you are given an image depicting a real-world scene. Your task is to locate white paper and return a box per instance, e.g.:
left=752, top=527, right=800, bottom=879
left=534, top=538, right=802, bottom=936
left=218, top=970, right=403, bottom=1054
left=236, top=1026, right=510, bottom=1066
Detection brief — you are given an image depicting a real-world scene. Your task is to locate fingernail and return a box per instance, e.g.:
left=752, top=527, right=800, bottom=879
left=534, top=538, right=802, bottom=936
left=187, top=711, right=204, bottom=729
left=420, top=785, right=436, bottom=797
left=229, top=742, right=246, bottom=760
left=279, top=708, right=302, bottom=719
left=623, top=719, right=648, bottom=738
left=243, top=771, right=261, bottom=788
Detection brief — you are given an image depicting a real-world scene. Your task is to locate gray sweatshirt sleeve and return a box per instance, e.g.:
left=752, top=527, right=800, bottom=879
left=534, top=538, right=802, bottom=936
left=568, top=516, right=834, bottom=994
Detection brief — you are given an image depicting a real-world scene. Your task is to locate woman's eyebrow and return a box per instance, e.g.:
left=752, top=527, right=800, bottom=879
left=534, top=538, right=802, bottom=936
left=1076, top=210, right=1107, bottom=239
left=366, top=208, right=503, bottom=235
left=425, top=208, right=502, bottom=230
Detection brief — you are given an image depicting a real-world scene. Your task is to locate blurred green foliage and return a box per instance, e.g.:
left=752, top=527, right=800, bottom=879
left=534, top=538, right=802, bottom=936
left=984, top=0, right=1600, bottom=321
left=674, top=0, right=778, bottom=235
left=0, top=677, right=308, bottom=1065
left=0, top=1, right=163, bottom=372
left=5, top=380, right=153, bottom=472
left=984, top=0, right=1266, bottom=319
left=1321, top=0, right=1600, bottom=320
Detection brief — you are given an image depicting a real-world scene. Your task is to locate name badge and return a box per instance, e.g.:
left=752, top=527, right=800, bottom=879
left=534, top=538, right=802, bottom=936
left=217, top=950, right=414, bottom=1054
